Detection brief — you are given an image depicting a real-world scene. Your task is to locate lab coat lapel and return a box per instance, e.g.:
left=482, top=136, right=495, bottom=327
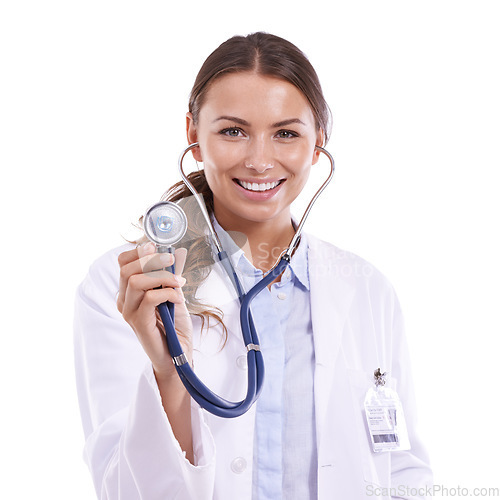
left=308, top=237, right=356, bottom=446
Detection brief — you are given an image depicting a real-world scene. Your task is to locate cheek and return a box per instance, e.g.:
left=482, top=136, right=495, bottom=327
left=202, top=155, right=236, bottom=195
left=280, top=136, right=317, bottom=168
left=203, top=165, right=221, bottom=194
left=293, top=165, right=312, bottom=192
left=202, top=142, right=242, bottom=175
left=284, top=146, right=315, bottom=179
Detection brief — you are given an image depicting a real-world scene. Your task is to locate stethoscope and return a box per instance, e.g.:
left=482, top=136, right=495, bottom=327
left=143, top=142, right=335, bottom=418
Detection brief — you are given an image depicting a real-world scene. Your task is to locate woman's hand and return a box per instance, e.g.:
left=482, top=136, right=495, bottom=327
left=117, top=242, right=195, bottom=461
left=116, top=242, right=192, bottom=381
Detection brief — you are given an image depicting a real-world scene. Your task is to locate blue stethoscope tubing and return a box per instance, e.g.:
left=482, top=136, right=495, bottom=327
left=156, top=143, right=335, bottom=418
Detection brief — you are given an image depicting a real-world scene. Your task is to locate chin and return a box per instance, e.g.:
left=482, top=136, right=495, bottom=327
left=234, top=205, right=288, bottom=224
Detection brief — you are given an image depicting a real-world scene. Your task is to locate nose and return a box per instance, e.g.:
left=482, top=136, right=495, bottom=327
left=244, top=139, right=274, bottom=173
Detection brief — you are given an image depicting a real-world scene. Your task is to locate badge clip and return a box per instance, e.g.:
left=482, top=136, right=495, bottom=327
left=364, top=368, right=411, bottom=452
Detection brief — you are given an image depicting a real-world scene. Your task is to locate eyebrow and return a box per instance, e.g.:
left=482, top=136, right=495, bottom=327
left=213, top=116, right=250, bottom=126
left=272, top=118, right=306, bottom=128
left=213, top=116, right=306, bottom=128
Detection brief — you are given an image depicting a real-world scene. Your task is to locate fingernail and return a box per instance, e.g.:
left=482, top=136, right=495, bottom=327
left=142, top=242, right=155, bottom=254
left=174, top=276, right=186, bottom=287
left=159, top=253, right=174, bottom=265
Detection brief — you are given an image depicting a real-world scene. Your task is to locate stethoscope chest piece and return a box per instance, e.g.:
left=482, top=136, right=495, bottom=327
left=143, top=201, right=188, bottom=247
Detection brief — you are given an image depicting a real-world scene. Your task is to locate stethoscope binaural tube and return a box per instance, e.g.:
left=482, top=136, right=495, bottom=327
left=148, top=143, right=335, bottom=418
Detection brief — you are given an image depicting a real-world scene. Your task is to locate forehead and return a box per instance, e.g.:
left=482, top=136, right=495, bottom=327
left=199, top=72, right=315, bottom=124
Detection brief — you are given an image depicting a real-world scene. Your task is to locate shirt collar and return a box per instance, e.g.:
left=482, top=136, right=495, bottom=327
left=211, top=217, right=310, bottom=290
left=288, top=232, right=310, bottom=290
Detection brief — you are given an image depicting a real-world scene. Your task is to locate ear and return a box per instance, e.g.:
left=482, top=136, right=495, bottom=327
left=186, top=112, right=203, bottom=162
left=312, top=129, right=325, bottom=165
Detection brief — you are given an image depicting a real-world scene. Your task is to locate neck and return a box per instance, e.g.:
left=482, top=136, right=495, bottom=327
left=214, top=206, right=295, bottom=272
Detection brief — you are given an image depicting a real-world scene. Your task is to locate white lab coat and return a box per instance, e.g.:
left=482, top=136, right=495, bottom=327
left=74, top=234, right=432, bottom=499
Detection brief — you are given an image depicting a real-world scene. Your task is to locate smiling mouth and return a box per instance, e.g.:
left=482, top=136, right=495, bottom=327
left=234, top=179, right=285, bottom=192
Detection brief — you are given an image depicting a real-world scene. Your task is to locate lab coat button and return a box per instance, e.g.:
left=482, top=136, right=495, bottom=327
left=236, top=355, right=247, bottom=370
left=231, top=457, right=247, bottom=474
left=277, top=292, right=287, bottom=300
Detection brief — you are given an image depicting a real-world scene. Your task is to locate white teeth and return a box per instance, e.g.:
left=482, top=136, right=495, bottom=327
left=239, top=180, right=281, bottom=192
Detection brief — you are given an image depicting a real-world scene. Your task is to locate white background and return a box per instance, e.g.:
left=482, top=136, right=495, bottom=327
left=1, top=1, right=499, bottom=498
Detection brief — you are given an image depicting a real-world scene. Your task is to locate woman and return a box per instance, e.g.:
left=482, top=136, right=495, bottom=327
left=74, top=32, right=432, bottom=499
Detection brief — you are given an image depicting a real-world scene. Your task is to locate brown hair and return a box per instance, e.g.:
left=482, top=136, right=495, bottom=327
left=189, top=32, right=331, bottom=141
left=159, top=33, right=331, bottom=335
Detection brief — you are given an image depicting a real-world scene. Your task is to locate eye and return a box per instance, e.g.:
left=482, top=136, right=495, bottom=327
left=220, top=127, right=244, bottom=137
left=276, top=130, right=298, bottom=139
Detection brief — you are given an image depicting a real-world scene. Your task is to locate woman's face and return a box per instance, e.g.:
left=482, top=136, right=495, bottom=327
left=186, top=72, right=322, bottom=230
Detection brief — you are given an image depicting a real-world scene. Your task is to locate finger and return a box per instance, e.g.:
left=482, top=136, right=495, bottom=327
left=124, top=286, right=185, bottom=321
left=172, top=247, right=189, bottom=306
left=120, top=243, right=175, bottom=275
left=174, top=247, right=188, bottom=276
left=117, top=247, right=140, bottom=267
left=117, top=241, right=157, bottom=266
left=118, top=249, right=174, bottom=305
left=124, top=270, right=186, bottom=313
left=140, top=287, right=186, bottom=308
left=137, top=242, right=156, bottom=259
left=141, top=252, right=175, bottom=274
left=117, top=251, right=138, bottom=311
left=117, top=243, right=155, bottom=310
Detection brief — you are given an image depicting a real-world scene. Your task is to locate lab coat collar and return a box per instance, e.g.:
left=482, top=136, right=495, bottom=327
left=307, top=235, right=356, bottom=443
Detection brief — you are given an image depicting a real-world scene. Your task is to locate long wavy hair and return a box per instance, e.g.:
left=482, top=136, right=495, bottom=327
left=143, top=32, right=331, bottom=335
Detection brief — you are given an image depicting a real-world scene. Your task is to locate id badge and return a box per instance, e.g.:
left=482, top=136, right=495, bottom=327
left=364, top=369, right=411, bottom=452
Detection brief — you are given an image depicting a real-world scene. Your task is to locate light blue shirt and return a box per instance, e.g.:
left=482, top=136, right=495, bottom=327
left=214, top=221, right=318, bottom=500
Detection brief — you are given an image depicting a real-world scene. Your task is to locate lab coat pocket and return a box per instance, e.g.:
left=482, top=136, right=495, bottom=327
left=347, top=369, right=391, bottom=489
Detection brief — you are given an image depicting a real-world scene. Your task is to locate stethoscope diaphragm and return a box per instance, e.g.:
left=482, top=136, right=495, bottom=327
left=143, top=201, right=188, bottom=247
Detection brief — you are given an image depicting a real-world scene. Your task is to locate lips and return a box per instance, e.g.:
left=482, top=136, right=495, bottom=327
left=235, top=179, right=284, bottom=192
left=231, top=177, right=286, bottom=201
